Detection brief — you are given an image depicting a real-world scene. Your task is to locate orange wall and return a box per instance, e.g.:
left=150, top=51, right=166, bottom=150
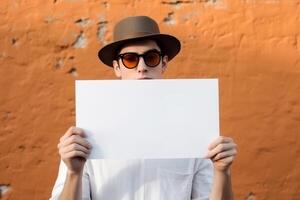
left=0, top=0, right=300, bottom=199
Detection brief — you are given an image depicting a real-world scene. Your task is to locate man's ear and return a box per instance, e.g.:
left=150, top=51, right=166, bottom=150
left=161, top=55, right=168, bottom=73
left=113, top=60, right=121, bottom=78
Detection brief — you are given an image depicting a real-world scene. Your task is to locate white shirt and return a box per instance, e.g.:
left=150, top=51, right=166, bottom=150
left=50, top=158, right=213, bottom=200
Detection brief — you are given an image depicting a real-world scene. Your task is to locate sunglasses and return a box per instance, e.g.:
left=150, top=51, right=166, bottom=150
left=117, top=49, right=163, bottom=69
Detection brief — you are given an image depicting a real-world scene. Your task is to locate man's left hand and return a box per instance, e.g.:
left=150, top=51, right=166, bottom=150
left=205, top=136, right=237, bottom=172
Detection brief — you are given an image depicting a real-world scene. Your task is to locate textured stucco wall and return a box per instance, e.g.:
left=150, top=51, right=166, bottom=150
left=0, top=0, right=300, bottom=199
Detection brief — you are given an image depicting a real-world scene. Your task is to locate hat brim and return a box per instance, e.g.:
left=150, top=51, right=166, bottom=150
left=98, top=34, right=181, bottom=67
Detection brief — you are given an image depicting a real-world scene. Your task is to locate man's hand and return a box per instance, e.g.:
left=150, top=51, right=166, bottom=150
left=206, top=136, right=237, bottom=172
left=57, top=126, right=92, bottom=174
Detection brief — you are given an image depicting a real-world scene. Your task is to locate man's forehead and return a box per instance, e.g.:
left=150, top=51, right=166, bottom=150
left=119, top=40, right=161, bottom=54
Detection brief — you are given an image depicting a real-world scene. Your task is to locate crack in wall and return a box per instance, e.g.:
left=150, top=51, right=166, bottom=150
left=161, top=0, right=194, bottom=5
left=161, top=0, right=219, bottom=4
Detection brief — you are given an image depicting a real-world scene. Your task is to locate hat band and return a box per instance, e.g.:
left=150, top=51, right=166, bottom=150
left=115, top=31, right=159, bottom=41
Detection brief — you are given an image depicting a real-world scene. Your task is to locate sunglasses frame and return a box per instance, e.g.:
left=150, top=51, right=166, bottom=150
left=117, top=49, right=163, bottom=69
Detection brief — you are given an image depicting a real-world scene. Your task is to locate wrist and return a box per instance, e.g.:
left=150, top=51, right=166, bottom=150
left=67, top=169, right=83, bottom=177
left=214, top=168, right=231, bottom=176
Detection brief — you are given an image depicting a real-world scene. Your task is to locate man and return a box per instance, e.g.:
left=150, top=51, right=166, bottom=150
left=50, top=16, right=237, bottom=200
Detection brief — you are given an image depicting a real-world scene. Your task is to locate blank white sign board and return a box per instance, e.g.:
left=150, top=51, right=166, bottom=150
left=76, top=79, right=219, bottom=159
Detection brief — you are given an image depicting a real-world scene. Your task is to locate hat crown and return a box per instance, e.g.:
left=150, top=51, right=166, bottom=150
left=114, top=16, right=160, bottom=41
left=98, top=15, right=180, bottom=67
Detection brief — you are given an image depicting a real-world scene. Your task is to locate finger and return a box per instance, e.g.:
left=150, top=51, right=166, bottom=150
left=213, top=155, right=235, bottom=164
left=62, top=150, right=89, bottom=160
left=60, top=143, right=91, bottom=155
left=208, top=136, right=233, bottom=150
left=206, top=142, right=237, bottom=158
left=212, top=149, right=237, bottom=161
left=61, top=135, right=91, bottom=150
left=60, top=126, right=85, bottom=143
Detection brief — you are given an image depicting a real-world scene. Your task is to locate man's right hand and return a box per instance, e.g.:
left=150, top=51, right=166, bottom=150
left=57, top=126, right=92, bottom=174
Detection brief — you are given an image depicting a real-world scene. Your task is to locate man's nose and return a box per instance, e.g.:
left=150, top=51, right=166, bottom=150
left=137, top=57, right=148, bottom=73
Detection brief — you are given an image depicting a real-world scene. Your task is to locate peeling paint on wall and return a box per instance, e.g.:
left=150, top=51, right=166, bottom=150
left=75, top=18, right=90, bottom=27
left=246, top=192, right=256, bottom=200
left=67, top=67, right=78, bottom=77
left=97, top=21, right=108, bottom=45
left=72, top=32, right=87, bottom=48
left=163, top=12, right=176, bottom=25
left=0, top=184, right=11, bottom=198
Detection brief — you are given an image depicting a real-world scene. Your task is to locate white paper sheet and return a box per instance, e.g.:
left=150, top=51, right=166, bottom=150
left=76, top=79, right=219, bottom=159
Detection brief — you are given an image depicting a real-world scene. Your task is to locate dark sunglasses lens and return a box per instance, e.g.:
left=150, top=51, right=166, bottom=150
left=144, top=51, right=161, bottom=67
left=122, top=53, right=139, bottom=68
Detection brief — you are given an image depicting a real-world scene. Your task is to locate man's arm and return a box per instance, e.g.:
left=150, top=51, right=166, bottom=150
left=206, top=136, right=237, bottom=200
left=54, top=127, right=91, bottom=200
left=58, top=171, right=83, bottom=200
left=210, top=169, right=233, bottom=200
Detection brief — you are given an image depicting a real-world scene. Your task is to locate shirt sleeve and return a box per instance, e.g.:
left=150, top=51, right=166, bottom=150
left=191, top=159, right=214, bottom=200
left=49, top=160, right=91, bottom=200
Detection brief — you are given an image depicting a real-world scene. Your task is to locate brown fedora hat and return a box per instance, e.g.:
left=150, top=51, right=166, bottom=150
left=98, top=16, right=181, bottom=67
